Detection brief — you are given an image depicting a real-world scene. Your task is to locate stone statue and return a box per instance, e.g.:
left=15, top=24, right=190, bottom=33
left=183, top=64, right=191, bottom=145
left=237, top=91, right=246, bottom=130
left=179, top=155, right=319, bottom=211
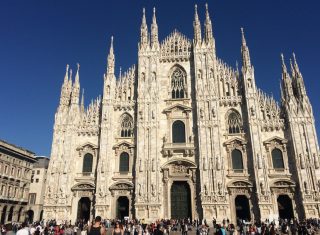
left=138, top=183, right=142, bottom=196
left=163, top=134, right=167, bottom=144
left=203, top=157, right=207, bottom=171
left=257, top=154, right=263, bottom=169
left=216, top=156, right=221, bottom=171
left=204, top=184, right=208, bottom=195
left=151, top=184, right=156, bottom=197
left=304, top=181, right=309, bottom=194
left=139, top=159, right=144, bottom=172
left=211, top=107, right=216, bottom=118
left=152, top=159, right=155, bottom=172
left=260, top=182, right=265, bottom=195
left=313, top=153, right=319, bottom=169
left=218, top=182, right=222, bottom=195
left=300, top=154, right=306, bottom=169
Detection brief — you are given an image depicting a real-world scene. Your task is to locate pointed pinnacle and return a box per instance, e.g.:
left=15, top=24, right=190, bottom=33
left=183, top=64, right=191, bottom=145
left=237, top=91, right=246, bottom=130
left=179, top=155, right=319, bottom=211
left=194, top=4, right=199, bottom=21
left=110, top=36, right=114, bottom=55
left=64, top=64, right=69, bottom=82
left=142, top=8, right=146, bottom=25
left=241, top=27, right=246, bottom=46
left=205, top=3, right=210, bottom=20
left=281, top=53, right=287, bottom=73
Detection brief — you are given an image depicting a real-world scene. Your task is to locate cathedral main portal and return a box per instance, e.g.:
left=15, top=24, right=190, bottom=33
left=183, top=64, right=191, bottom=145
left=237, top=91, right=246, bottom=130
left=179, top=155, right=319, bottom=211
left=171, top=181, right=191, bottom=219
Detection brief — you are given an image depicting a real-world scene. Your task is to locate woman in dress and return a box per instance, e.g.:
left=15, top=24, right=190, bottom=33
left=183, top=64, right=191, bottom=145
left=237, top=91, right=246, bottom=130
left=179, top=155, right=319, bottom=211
left=112, top=222, right=124, bottom=235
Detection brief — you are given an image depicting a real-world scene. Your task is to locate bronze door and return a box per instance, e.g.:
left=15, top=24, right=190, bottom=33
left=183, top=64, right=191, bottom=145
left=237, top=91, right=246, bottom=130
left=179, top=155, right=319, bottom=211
left=171, top=181, right=191, bottom=219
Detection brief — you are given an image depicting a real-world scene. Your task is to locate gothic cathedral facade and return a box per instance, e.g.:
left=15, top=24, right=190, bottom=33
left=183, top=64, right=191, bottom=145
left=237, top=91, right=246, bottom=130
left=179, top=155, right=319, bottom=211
left=43, top=5, right=320, bottom=223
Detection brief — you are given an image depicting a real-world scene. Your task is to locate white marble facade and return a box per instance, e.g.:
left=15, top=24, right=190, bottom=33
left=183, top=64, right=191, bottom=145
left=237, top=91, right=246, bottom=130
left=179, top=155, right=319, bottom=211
left=43, top=5, right=320, bottom=224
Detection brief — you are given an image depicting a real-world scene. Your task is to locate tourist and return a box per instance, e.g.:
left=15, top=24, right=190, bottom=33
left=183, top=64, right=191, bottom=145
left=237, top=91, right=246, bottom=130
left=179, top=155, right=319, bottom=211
left=16, top=222, right=30, bottom=235
left=112, top=222, right=124, bottom=235
left=88, top=216, right=106, bottom=235
left=5, top=223, right=15, bottom=235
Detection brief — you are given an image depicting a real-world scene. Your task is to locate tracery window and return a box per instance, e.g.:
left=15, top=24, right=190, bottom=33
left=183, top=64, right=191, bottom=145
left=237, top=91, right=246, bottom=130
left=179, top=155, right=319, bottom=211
left=82, top=153, right=93, bottom=173
left=120, top=113, right=133, bottom=137
left=119, top=152, right=129, bottom=173
left=231, top=149, right=244, bottom=171
left=272, top=148, right=285, bottom=169
left=171, top=67, right=186, bottom=99
left=172, top=120, right=186, bottom=143
left=227, top=110, right=242, bottom=134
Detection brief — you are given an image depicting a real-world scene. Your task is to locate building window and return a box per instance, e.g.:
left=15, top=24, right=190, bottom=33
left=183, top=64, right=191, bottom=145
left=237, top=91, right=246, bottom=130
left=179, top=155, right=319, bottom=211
left=1, top=185, right=5, bottom=196
left=171, top=67, right=186, bottom=99
left=227, top=110, right=242, bottom=134
left=11, top=167, right=15, bottom=176
left=18, top=169, right=21, bottom=177
left=82, top=153, right=93, bottom=173
left=37, top=170, right=40, bottom=175
left=119, top=152, right=129, bottom=173
left=120, top=113, right=133, bottom=137
left=28, top=193, right=36, bottom=205
left=35, top=179, right=39, bottom=183
left=272, top=148, right=285, bottom=169
left=172, top=120, right=186, bottom=143
left=4, top=165, right=8, bottom=174
left=231, top=149, right=244, bottom=171
left=31, top=179, right=34, bottom=183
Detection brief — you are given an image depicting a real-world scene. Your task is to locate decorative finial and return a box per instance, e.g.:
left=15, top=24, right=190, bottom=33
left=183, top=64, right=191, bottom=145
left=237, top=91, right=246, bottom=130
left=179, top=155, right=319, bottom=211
left=66, top=64, right=69, bottom=72
left=281, top=53, right=287, bottom=73
left=153, top=7, right=156, bottom=14
left=77, top=63, right=80, bottom=70
left=205, top=3, right=208, bottom=10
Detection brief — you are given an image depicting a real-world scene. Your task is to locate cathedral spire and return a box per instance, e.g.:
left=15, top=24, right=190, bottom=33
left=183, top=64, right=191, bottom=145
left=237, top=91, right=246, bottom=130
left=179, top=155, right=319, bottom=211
left=193, top=4, right=202, bottom=45
left=241, top=28, right=252, bottom=70
left=81, top=89, right=85, bottom=113
left=107, top=36, right=115, bottom=75
left=151, top=7, right=159, bottom=49
left=140, top=8, right=149, bottom=49
left=291, top=53, right=307, bottom=99
left=204, top=3, right=213, bottom=44
left=63, top=64, right=69, bottom=84
left=59, top=64, right=70, bottom=107
left=280, top=53, right=294, bottom=100
left=71, top=63, right=80, bottom=105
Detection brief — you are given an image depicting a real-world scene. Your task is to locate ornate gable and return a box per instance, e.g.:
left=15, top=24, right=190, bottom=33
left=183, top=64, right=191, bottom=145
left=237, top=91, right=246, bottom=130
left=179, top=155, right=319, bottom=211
left=163, top=104, right=192, bottom=114
left=160, top=30, right=192, bottom=62
left=223, top=137, right=247, bottom=147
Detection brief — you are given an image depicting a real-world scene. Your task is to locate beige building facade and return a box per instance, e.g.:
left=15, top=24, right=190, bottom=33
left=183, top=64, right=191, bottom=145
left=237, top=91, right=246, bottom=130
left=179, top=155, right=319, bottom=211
left=27, top=156, right=49, bottom=222
left=0, top=140, right=36, bottom=224
left=44, top=5, right=320, bottom=223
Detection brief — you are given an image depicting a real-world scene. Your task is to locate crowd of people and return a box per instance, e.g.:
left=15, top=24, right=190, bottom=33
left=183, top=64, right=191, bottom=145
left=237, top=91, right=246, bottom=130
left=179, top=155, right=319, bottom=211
left=1, top=217, right=320, bottom=235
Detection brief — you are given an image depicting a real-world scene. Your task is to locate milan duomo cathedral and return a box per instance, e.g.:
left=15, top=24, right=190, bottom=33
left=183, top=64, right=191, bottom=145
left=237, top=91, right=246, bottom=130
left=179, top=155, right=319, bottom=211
left=43, top=4, right=320, bottom=223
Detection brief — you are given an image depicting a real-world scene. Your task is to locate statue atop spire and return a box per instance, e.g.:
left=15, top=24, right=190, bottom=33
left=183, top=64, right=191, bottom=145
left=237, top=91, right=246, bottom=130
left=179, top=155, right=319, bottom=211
left=193, top=4, right=202, bottom=45
left=107, top=36, right=115, bottom=75
left=140, top=8, right=149, bottom=49
left=151, top=7, right=159, bottom=49
left=204, top=3, right=213, bottom=44
left=241, top=28, right=252, bottom=70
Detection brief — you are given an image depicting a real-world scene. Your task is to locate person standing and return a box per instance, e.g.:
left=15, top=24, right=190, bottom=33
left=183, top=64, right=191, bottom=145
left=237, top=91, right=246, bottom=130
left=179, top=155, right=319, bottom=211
left=16, top=223, right=30, bottom=235
left=88, top=216, right=106, bottom=235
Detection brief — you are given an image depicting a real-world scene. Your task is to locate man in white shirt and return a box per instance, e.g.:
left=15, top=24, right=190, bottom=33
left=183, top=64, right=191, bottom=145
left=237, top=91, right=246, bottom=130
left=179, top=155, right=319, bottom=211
left=16, top=223, right=30, bottom=235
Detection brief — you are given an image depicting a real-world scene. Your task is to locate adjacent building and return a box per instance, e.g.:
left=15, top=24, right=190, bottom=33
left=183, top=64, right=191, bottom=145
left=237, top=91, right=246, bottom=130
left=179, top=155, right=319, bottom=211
left=27, top=156, right=50, bottom=223
left=0, top=140, right=36, bottom=224
left=44, top=4, right=320, bottom=223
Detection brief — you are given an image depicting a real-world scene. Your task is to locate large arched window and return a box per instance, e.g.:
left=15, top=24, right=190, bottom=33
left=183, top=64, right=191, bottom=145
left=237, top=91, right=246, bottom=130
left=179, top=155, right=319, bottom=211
left=232, top=149, right=244, bottom=171
left=172, top=120, right=186, bottom=143
left=272, top=148, right=285, bottom=169
left=120, top=113, right=133, bottom=137
left=119, top=152, right=129, bottom=173
left=171, top=67, right=186, bottom=99
left=227, top=110, right=242, bottom=134
left=82, top=153, right=93, bottom=173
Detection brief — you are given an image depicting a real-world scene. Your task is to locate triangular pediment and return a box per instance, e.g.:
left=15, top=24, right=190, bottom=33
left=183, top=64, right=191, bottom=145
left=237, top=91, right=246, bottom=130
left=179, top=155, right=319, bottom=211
left=109, top=181, right=134, bottom=191
left=263, top=136, right=287, bottom=145
left=76, top=142, right=98, bottom=151
left=113, top=140, right=135, bottom=149
left=163, top=103, right=192, bottom=113
left=223, top=137, right=247, bottom=146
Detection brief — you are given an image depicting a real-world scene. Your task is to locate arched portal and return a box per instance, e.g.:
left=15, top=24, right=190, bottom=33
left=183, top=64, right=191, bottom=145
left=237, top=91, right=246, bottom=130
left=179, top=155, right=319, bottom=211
left=25, top=210, right=34, bottom=223
left=277, top=195, right=294, bottom=220
left=235, top=195, right=251, bottom=222
left=116, top=196, right=129, bottom=219
left=7, top=206, right=14, bottom=221
left=171, top=181, right=191, bottom=219
left=1, top=206, right=7, bottom=224
left=77, top=197, right=91, bottom=222
left=17, top=207, right=23, bottom=222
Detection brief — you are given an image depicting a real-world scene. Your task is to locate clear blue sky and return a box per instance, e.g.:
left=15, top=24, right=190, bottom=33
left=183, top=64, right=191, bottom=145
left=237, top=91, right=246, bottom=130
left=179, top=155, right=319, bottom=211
left=0, top=0, right=319, bottom=156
